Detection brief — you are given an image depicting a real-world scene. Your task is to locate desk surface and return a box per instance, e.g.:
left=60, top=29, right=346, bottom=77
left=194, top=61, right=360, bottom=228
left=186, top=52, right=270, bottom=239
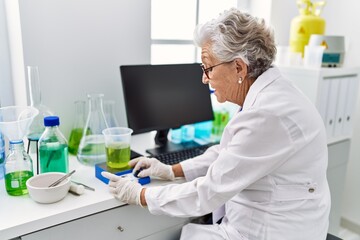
left=0, top=132, right=170, bottom=239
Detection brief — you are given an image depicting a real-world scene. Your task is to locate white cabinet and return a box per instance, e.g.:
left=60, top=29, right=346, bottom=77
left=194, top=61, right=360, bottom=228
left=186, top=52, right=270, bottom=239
left=279, top=67, right=360, bottom=235
left=279, top=67, right=359, bottom=142
left=21, top=205, right=187, bottom=240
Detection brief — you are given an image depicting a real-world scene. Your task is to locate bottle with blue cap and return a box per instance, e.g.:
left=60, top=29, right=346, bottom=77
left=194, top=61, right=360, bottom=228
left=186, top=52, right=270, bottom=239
left=38, top=116, right=69, bottom=173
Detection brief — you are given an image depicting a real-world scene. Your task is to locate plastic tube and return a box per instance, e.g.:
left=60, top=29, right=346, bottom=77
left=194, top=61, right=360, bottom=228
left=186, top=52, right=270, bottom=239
left=69, top=183, right=85, bottom=195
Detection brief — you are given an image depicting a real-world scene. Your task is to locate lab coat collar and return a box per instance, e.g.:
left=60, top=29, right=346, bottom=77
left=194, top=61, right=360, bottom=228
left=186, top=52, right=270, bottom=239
left=242, top=66, right=281, bottom=111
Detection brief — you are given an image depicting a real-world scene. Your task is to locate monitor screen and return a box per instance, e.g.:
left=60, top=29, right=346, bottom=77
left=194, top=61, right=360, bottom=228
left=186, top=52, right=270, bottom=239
left=120, top=63, right=213, bottom=145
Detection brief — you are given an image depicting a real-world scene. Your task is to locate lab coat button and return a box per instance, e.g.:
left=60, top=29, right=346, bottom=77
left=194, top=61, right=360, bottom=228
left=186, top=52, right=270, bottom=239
left=308, top=188, right=315, bottom=193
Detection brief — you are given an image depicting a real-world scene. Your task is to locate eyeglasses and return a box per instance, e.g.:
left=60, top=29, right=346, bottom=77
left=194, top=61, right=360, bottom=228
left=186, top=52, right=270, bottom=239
left=200, top=61, right=231, bottom=79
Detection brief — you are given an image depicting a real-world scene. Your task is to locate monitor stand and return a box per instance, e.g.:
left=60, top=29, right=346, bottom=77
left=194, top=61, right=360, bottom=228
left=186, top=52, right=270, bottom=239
left=146, top=129, right=201, bottom=156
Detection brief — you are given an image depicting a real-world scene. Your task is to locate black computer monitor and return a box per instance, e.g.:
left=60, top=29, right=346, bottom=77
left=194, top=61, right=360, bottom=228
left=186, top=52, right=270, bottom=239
left=120, top=63, right=213, bottom=154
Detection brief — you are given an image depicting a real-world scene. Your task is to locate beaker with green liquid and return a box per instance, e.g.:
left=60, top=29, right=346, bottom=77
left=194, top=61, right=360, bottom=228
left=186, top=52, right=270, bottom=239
left=102, top=127, right=133, bottom=169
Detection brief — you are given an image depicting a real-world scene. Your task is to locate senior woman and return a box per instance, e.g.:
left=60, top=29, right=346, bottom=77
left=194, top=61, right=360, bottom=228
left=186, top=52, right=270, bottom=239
left=102, top=8, right=331, bottom=240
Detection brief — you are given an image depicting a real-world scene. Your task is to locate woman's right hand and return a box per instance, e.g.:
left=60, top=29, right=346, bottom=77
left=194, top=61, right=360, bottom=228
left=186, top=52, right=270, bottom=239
left=129, top=157, right=175, bottom=180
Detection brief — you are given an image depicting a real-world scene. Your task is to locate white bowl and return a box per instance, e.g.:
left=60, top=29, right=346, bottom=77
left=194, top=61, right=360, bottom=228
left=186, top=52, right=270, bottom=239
left=26, top=172, right=71, bottom=204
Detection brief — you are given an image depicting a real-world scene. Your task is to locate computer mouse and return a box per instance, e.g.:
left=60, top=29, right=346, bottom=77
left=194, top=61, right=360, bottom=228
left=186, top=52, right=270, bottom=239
left=134, top=168, right=143, bottom=178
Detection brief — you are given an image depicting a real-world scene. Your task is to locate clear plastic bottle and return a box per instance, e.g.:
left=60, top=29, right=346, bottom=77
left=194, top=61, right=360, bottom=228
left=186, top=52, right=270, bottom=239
left=27, top=66, right=54, bottom=141
left=4, top=140, right=34, bottom=196
left=38, top=116, right=69, bottom=173
left=68, top=101, right=86, bottom=155
left=77, top=93, right=108, bottom=165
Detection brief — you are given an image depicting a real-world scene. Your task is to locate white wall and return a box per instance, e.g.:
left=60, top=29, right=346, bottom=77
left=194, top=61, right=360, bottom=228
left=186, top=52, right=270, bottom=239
left=0, top=0, right=14, bottom=106
left=13, top=0, right=151, bottom=138
left=269, top=0, right=360, bottom=230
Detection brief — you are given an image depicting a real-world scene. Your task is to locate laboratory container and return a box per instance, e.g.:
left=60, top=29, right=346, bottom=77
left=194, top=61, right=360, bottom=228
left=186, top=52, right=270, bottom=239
left=68, top=101, right=86, bottom=155
left=0, top=131, right=5, bottom=179
left=289, top=0, right=326, bottom=57
left=210, top=90, right=229, bottom=142
left=27, top=66, right=54, bottom=141
left=38, top=116, right=69, bottom=173
left=5, top=140, right=34, bottom=196
left=103, top=100, right=120, bottom=128
left=77, top=93, right=109, bottom=165
left=102, top=127, right=133, bottom=169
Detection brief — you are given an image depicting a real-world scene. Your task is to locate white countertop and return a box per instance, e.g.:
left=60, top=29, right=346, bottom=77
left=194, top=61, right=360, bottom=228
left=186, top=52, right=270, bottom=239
left=0, top=132, right=173, bottom=239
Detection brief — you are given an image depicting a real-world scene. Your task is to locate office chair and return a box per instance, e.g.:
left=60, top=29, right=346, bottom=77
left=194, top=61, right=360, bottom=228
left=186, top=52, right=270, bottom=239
left=326, top=233, right=343, bottom=240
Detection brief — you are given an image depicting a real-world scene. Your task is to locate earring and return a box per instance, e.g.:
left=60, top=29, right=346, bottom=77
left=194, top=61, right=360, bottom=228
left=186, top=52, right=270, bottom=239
left=238, top=77, right=243, bottom=84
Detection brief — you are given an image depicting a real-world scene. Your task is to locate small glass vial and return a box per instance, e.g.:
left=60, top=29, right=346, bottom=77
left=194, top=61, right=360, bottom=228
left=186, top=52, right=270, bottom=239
left=68, top=101, right=86, bottom=155
left=4, top=140, right=34, bottom=196
left=39, top=116, right=69, bottom=173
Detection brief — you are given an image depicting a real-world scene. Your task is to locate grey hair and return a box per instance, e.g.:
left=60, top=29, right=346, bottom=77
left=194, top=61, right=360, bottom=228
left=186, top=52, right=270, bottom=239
left=194, top=8, right=277, bottom=79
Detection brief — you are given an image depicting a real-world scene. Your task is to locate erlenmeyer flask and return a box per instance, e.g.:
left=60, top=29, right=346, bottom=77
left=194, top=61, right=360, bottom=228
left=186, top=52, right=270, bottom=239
left=27, top=66, right=54, bottom=141
left=103, top=100, right=120, bottom=128
left=68, top=101, right=86, bottom=155
left=77, top=93, right=109, bottom=165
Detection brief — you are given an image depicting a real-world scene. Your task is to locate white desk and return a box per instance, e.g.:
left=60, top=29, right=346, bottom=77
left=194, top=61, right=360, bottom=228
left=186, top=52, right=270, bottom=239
left=0, top=132, right=188, bottom=240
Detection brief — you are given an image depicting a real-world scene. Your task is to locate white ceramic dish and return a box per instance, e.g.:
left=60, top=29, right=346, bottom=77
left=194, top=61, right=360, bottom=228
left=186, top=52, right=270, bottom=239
left=26, top=172, right=71, bottom=204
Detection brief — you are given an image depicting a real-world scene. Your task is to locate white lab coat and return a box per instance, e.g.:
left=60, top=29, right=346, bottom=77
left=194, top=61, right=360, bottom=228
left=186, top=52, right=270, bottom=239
left=145, top=67, right=331, bottom=240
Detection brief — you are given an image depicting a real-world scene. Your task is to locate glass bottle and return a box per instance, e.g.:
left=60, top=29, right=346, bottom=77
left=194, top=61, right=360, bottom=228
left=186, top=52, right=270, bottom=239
left=4, top=140, right=34, bottom=196
left=103, top=100, right=120, bottom=128
left=77, top=93, right=109, bottom=165
left=27, top=66, right=54, bottom=141
left=0, top=101, right=5, bottom=179
left=68, top=101, right=86, bottom=155
left=0, top=130, right=5, bottom=180
left=38, top=116, right=69, bottom=173
left=210, top=90, right=229, bottom=143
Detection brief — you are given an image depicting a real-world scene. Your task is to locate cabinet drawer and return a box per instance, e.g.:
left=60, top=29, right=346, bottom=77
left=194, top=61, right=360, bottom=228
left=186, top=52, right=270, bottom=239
left=22, top=205, right=188, bottom=240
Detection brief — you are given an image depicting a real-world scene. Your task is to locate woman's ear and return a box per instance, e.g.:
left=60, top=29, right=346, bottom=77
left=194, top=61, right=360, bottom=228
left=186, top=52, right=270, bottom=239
left=235, top=58, right=248, bottom=78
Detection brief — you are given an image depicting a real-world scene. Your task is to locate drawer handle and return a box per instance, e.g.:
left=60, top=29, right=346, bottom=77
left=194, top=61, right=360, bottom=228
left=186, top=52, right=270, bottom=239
left=117, top=226, right=124, bottom=232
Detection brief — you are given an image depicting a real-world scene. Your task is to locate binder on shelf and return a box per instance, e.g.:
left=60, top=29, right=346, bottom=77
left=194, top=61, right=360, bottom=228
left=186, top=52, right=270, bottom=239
left=325, top=78, right=340, bottom=138
left=333, top=78, right=348, bottom=138
left=318, top=78, right=330, bottom=122
left=342, top=76, right=359, bottom=136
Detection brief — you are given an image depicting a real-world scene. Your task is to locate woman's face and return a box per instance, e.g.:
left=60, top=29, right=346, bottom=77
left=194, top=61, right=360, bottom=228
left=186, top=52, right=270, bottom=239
left=201, top=42, right=245, bottom=104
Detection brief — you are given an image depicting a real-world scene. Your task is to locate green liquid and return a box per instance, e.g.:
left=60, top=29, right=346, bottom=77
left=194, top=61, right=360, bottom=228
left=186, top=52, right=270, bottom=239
left=68, top=128, right=83, bottom=155
left=39, top=143, right=69, bottom=173
left=212, top=111, right=229, bottom=140
left=5, top=171, right=33, bottom=196
left=106, top=143, right=130, bottom=169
